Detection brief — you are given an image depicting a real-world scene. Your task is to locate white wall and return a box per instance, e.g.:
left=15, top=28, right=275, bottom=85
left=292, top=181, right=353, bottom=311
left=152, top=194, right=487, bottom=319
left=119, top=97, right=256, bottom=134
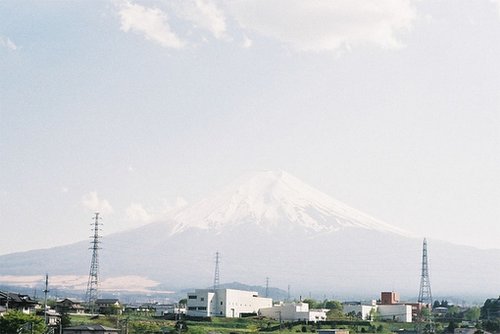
left=259, top=302, right=326, bottom=322
left=343, top=304, right=375, bottom=320
left=222, top=289, right=272, bottom=318
left=186, top=290, right=215, bottom=317
left=377, top=304, right=412, bottom=323
left=186, top=289, right=272, bottom=318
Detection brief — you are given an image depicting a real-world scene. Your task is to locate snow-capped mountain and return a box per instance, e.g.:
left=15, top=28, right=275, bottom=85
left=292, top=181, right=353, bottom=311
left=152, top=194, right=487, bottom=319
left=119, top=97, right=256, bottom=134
left=168, top=170, right=409, bottom=236
left=1, top=170, right=499, bottom=298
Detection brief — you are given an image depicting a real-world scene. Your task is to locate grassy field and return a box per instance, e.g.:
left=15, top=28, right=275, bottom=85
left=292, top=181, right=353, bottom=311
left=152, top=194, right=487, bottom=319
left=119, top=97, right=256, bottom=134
left=68, top=314, right=420, bottom=334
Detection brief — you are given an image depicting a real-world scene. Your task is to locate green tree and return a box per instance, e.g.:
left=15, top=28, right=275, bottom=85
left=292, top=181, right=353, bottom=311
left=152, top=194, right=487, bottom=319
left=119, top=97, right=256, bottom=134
left=481, top=297, right=500, bottom=320
left=446, top=305, right=461, bottom=321
left=303, top=299, right=320, bottom=309
left=464, top=307, right=480, bottom=322
left=0, top=311, right=47, bottom=334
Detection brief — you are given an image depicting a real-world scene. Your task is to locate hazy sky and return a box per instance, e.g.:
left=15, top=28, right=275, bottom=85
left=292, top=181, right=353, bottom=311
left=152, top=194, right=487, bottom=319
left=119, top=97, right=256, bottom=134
left=1, top=0, right=500, bottom=255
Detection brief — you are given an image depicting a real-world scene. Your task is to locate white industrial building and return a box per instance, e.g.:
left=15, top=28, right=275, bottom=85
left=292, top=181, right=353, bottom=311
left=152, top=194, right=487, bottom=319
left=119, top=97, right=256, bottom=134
left=342, top=292, right=413, bottom=323
left=186, top=288, right=272, bottom=318
left=377, top=304, right=412, bottom=323
left=342, top=301, right=376, bottom=321
left=259, top=302, right=327, bottom=322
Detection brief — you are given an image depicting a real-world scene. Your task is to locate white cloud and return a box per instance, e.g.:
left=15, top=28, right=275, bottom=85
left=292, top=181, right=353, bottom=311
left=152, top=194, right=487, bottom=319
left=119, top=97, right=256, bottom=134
left=125, top=197, right=188, bottom=224
left=125, top=203, right=152, bottom=222
left=227, top=0, right=417, bottom=52
left=0, top=36, right=17, bottom=51
left=117, top=1, right=185, bottom=48
left=175, top=0, right=228, bottom=40
left=81, top=191, right=114, bottom=215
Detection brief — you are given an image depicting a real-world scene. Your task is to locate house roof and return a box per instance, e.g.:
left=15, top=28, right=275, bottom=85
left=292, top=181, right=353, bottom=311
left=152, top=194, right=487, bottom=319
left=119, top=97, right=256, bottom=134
left=0, top=291, right=38, bottom=305
left=96, top=299, right=120, bottom=304
left=57, top=298, right=83, bottom=304
left=64, top=325, right=119, bottom=331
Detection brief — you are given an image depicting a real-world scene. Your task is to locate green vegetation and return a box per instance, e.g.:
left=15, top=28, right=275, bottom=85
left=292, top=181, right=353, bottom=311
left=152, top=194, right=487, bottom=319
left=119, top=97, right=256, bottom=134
left=0, top=310, right=47, bottom=334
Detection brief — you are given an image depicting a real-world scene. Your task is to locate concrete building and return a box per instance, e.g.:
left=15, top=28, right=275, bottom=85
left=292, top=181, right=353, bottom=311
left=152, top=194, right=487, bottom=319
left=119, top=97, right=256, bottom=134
left=342, top=301, right=376, bottom=320
left=186, top=288, right=272, bottom=318
left=259, top=302, right=327, bottom=322
left=378, top=304, right=412, bottom=323
left=381, top=292, right=400, bottom=305
left=342, top=293, right=413, bottom=323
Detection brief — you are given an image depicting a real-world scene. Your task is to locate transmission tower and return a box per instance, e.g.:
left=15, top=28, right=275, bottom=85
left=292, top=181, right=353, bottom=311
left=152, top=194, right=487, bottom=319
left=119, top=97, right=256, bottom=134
left=85, top=212, right=102, bottom=314
left=265, top=277, right=269, bottom=298
left=43, top=274, right=49, bottom=325
left=418, top=238, right=433, bottom=306
left=213, top=251, right=220, bottom=291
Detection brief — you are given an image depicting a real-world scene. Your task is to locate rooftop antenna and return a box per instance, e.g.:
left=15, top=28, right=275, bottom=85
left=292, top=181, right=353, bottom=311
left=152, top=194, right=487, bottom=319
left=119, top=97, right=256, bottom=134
left=418, top=238, right=433, bottom=306
left=85, top=212, right=102, bottom=314
left=213, top=251, right=220, bottom=291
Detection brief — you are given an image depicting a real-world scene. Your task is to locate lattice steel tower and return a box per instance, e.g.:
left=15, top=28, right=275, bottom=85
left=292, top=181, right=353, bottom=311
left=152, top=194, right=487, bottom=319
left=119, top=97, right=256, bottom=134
left=418, top=238, right=433, bottom=306
left=85, top=212, right=102, bottom=314
left=213, top=251, right=220, bottom=291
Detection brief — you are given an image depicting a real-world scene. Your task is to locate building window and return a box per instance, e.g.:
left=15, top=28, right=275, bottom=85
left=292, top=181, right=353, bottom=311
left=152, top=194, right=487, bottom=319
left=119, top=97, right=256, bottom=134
left=198, top=307, right=207, bottom=310
left=188, top=307, right=196, bottom=310
left=188, top=296, right=197, bottom=299
left=201, top=298, right=205, bottom=301
left=220, top=301, right=223, bottom=305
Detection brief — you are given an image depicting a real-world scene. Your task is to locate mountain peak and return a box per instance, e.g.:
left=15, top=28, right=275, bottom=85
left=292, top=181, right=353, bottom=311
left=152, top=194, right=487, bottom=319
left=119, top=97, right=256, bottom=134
left=168, top=170, right=410, bottom=236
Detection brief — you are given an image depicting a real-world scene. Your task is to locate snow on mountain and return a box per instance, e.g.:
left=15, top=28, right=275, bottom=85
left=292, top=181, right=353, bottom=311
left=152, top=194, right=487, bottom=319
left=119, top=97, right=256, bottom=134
left=168, top=170, right=410, bottom=236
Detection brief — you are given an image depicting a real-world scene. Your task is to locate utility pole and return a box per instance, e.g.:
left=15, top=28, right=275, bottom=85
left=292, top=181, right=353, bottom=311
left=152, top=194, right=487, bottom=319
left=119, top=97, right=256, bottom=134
left=265, top=277, right=269, bottom=298
left=85, top=212, right=102, bottom=314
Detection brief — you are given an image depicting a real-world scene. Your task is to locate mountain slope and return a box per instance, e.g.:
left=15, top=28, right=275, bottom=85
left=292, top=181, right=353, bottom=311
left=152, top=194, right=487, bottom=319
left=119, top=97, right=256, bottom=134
left=1, top=170, right=499, bottom=297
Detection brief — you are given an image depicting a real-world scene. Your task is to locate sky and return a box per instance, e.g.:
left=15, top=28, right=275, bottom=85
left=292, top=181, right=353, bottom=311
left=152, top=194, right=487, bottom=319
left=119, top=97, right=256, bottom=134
left=1, top=0, right=500, bottom=255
